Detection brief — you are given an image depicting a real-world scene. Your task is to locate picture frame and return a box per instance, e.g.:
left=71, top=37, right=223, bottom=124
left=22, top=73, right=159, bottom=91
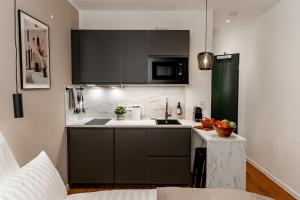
left=18, top=10, right=51, bottom=89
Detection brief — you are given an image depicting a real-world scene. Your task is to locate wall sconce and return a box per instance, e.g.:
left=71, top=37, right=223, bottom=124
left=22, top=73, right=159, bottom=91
left=12, top=0, right=24, bottom=118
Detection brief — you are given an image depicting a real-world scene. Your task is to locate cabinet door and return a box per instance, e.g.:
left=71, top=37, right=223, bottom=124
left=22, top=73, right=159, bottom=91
left=147, top=128, right=191, bottom=157
left=147, top=157, right=190, bottom=184
left=68, top=128, right=114, bottom=184
left=79, top=30, right=121, bottom=84
left=71, top=31, right=81, bottom=84
left=121, top=31, right=149, bottom=84
left=115, top=129, right=147, bottom=184
left=149, top=30, right=190, bottom=56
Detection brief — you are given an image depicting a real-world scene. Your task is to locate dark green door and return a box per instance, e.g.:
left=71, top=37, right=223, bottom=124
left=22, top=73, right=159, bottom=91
left=211, top=54, right=239, bottom=125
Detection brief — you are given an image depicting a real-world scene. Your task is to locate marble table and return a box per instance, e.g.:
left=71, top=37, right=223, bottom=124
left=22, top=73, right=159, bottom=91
left=192, top=128, right=247, bottom=190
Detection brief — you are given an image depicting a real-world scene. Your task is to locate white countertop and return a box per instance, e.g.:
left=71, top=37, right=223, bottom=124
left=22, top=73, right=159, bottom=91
left=66, top=118, right=247, bottom=143
left=66, top=118, right=198, bottom=128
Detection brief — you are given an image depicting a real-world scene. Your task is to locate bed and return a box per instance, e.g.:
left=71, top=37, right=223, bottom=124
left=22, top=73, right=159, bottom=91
left=66, top=188, right=272, bottom=200
left=66, top=189, right=157, bottom=200
left=0, top=131, right=272, bottom=200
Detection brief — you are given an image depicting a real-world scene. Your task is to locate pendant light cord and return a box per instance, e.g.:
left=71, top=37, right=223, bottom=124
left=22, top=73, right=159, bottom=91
left=205, top=0, right=208, bottom=52
left=14, top=0, right=18, bottom=94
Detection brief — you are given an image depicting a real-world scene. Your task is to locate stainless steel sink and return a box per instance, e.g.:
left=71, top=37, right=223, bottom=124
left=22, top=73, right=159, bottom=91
left=155, top=119, right=181, bottom=125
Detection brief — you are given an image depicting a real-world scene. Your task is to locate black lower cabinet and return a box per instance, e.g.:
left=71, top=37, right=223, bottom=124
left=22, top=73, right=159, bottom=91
left=68, top=128, right=114, bottom=184
left=147, top=128, right=191, bottom=184
left=115, top=129, right=147, bottom=184
left=68, top=128, right=190, bottom=185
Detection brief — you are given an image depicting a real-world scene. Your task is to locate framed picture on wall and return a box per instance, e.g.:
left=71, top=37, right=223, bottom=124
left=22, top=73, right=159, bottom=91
left=18, top=10, right=51, bottom=89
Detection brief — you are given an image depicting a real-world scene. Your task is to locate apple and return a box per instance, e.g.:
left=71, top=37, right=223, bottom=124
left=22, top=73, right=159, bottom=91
left=221, top=119, right=229, bottom=125
left=229, top=122, right=237, bottom=129
left=214, top=120, right=221, bottom=127
left=221, top=123, right=229, bottom=129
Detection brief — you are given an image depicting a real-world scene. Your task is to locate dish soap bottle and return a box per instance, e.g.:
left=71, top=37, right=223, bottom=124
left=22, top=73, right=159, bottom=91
left=176, top=102, right=182, bottom=116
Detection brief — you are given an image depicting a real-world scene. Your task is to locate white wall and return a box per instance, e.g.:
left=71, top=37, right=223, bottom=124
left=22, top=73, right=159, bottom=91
left=0, top=0, right=78, bottom=183
left=80, top=10, right=213, bottom=119
left=213, top=0, right=300, bottom=198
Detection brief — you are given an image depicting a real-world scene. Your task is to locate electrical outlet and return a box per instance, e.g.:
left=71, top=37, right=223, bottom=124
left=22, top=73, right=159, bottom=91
left=200, top=101, right=206, bottom=110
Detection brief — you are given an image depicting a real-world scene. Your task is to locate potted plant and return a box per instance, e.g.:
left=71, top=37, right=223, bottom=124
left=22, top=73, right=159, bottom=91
left=115, top=106, right=126, bottom=120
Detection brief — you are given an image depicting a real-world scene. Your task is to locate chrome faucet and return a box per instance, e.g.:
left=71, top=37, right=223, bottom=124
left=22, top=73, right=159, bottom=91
left=165, top=98, right=171, bottom=120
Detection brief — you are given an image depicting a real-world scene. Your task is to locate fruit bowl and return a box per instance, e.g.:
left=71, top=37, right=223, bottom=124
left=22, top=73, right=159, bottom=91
left=213, top=125, right=235, bottom=137
left=201, top=118, right=214, bottom=128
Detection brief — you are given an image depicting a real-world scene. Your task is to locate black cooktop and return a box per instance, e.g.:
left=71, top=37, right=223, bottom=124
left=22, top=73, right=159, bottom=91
left=84, top=119, right=111, bottom=125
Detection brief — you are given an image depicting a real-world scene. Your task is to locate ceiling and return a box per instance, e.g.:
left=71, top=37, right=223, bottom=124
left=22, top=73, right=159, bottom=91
left=68, top=0, right=281, bottom=29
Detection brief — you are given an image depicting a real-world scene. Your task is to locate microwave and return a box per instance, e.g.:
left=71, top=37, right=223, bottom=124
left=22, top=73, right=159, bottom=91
left=148, top=57, right=189, bottom=84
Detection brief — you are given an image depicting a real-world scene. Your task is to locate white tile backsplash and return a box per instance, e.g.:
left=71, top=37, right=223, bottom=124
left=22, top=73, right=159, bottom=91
left=65, top=86, right=185, bottom=122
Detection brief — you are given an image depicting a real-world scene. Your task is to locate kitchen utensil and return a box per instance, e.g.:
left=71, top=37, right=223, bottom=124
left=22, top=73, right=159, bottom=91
left=74, top=88, right=85, bottom=114
left=68, top=88, right=75, bottom=110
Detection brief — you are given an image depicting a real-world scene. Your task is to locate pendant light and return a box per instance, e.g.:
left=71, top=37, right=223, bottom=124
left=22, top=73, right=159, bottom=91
left=12, top=0, right=24, bottom=118
left=198, top=0, right=214, bottom=70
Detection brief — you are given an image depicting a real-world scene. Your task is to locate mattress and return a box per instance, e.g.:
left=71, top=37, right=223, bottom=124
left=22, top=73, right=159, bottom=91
left=65, top=189, right=157, bottom=200
left=66, top=188, right=272, bottom=200
left=157, top=188, right=272, bottom=200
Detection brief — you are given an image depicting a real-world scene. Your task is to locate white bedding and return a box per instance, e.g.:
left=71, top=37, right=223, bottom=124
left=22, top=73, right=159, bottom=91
left=0, top=131, right=19, bottom=182
left=0, top=151, right=67, bottom=200
left=66, top=189, right=157, bottom=200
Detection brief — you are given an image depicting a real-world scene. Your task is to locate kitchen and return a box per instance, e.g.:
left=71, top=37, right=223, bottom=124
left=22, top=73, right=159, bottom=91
left=0, top=0, right=299, bottom=199
left=65, top=28, right=246, bottom=190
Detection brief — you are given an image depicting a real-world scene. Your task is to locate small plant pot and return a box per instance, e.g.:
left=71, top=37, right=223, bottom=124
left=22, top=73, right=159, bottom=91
left=116, top=114, right=125, bottom=120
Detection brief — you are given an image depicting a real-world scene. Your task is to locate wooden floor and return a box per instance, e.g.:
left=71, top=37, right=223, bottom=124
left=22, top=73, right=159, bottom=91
left=68, top=162, right=295, bottom=200
left=245, top=162, right=294, bottom=200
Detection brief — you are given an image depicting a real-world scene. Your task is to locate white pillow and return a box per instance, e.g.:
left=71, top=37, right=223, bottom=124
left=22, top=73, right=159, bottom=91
left=0, top=151, right=67, bottom=200
left=0, top=131, right=19, bottom=182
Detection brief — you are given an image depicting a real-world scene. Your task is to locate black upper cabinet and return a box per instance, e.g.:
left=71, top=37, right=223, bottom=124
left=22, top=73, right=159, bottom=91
left=149, top=30, right=190, bottom=56
left=71, top=31, right=81, bottom=84
left=72, top=30, right=190, bottom=84
left=73, top=30, right=121, bottom=84
left=121, top=31, right=149, bottom=84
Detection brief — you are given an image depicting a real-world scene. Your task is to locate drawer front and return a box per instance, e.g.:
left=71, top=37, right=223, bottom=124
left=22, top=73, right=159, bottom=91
left=147, top=157, right=190, bottom=184
left=147, top=129, right=191, bottom=156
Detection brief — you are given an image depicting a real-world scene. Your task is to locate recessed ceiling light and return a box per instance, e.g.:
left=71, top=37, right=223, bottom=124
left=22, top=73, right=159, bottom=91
left=226, top=20, right=231, bottom=23
left=86, top=84, right=96, bottom=87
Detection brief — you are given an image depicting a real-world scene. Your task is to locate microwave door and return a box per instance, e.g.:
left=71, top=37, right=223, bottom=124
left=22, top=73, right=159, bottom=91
left=153, top=64, right=176, bottom=80
left=148, top=57, right=189, bottom=84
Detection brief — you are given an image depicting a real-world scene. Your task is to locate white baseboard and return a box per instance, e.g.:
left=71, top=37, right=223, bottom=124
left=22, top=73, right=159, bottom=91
left=247, top=157, right=300, bottom=200
left=66, top=184, right=70, bottom=191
